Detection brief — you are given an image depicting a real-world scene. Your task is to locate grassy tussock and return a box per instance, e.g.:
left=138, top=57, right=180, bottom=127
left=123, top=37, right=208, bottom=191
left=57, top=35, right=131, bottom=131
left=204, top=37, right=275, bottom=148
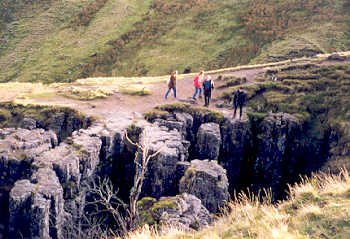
left=144, top=103, right=225, bottom=124
left=0, top=101, right=89, bottom=128
left=122, top=169, right=350, bottom=239
left=57, top=87, right=113, bottom=100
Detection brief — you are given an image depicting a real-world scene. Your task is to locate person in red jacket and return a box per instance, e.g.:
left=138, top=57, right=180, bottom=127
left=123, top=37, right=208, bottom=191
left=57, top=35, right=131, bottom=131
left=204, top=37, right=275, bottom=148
left=193, top=71, right=204, bottom=100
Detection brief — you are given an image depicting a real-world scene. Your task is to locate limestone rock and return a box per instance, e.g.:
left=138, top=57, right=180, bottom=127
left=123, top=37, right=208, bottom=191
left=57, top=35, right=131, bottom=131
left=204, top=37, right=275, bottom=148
left=139, top=193, right=213, bottom=231
left=175, top=161, right=191, bottom=187
left=179, top=159, right=229, bottom=213
left=153, top=112, right=193, bottom=139
left=31, top=125, right=102, bottom=228
left=253, top=113, right=302, bottom=196
left=70, top=128, right=102, bottom=180
left=140, top=124, right=190, bottom=198
left=196, top=123, right=222, bottom=161
left=0, top=128, right=58, bottom=186
left=175, top=112, right=194, bottom=140
left=32, top=143, right=81, bottom=200
left=9, top=168, right=64, bottom=239
left=22, top=117, right=37, bottom=130
left=154, top=118, right=185, bottom=136
left=220, top=117, right=250, bottom=190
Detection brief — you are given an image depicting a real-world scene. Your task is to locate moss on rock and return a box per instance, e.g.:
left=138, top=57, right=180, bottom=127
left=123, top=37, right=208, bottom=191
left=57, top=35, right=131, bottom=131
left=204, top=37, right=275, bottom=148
left=145, top=103, right=225, bottom=125
left=151, top=199, right=178, bottom=212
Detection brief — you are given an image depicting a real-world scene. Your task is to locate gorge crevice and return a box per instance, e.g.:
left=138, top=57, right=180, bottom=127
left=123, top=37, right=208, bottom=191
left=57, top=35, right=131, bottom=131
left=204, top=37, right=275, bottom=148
left=0, top=103, right=337, bottom=238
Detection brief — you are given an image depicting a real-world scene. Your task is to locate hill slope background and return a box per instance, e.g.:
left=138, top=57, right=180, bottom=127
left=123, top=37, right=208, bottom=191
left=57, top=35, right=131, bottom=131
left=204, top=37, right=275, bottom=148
left=0, top=0, right=349, bottom=83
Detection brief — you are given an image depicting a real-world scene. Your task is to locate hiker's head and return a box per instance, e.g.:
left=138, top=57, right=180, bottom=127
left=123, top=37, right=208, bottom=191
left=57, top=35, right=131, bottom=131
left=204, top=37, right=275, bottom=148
left=172, top=70, right=177, bottom=76
left=199, top=71, right=204, bottom=76
left=239, top=87, right=244, bottom=91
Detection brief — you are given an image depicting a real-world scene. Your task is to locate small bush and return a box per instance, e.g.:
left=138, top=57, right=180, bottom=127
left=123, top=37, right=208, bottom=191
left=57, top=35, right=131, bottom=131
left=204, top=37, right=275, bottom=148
left=218, top=76, right=247, bottom=89
left=120, top=87, right=151, bottom=96
left=151, top=199, right=178, bottom=212
left=154, top=103, right=225, bottom=124
left=71, top=0, right=109, bottom=27
left=58, top=87, right=113, bottom=100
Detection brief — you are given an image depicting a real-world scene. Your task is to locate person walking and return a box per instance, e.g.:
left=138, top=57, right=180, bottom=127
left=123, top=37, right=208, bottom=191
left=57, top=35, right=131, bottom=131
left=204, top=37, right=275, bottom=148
left=193, top=71, right=204, bottom=100
left=202, top=75, right=214, bottom=107
left=165, top=70, right=177, bottom=99
left=233, top=87, right=247, bottom=119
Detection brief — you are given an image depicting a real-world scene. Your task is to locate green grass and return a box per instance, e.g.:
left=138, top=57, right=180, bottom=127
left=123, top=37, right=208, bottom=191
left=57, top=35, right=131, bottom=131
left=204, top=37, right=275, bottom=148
left=1, top=0, right=349, bottom=82
left=0, top=0, right=152, bottom=83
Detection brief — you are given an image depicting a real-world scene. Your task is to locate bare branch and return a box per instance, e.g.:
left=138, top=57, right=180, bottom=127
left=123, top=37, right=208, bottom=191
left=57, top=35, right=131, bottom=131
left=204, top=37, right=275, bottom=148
left=126, top=127, right=167, bottom=230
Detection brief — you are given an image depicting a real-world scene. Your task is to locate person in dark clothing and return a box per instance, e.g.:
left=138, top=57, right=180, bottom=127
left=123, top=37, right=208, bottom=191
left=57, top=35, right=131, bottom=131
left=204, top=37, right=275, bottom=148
left=202, top=75, right=214, bottom=106
left=233, top=87, right=246, bottom=119
left=165, top=70, right=177, bottom=99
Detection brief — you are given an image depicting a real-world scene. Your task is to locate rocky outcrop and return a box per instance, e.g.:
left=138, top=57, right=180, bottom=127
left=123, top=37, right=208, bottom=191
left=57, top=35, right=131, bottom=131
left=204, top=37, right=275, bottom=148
left=0, top=103, right=333, bottom=238
left=9, top=168, right=64, bottom=239
left=252, top=113, right=303, bottom=196
left=153, top=112, right=193, bottom=139
left=0, top=120, right=103, bottom=239
left=196, top=123, right=221, bottom=161
left=0, top=128, right=58, bottom=239
left=179, top=160, right=229, bottom=213
left=138, top=193, right=213, bottom=231
left=140, top=124, right=190, bottom=198
left=31, top=124, right=102, bottom=214
left=220, top=118, right=250, bottom=192
left=35, top=110, right=91, bottom=142
left=175, top=113, right=194, bottom=139
left=0, top=128, right=58, bottom=186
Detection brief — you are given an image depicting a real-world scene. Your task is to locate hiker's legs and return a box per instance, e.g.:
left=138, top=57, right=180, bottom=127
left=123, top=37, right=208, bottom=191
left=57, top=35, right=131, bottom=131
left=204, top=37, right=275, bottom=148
left=193, top=87, right=199, bottom=99
left=199, top=88, right=202, bottom=98
left=206, top=95, right=211, bottom=106
left=233, top=105, right=237, bottom=118
left=204, top=94, right=209, bottom=106
left=173, top=88, right=176, bottom=98
left=165, top=88, right=171, bottom=99
left=239, top=104, right=243, bottom=119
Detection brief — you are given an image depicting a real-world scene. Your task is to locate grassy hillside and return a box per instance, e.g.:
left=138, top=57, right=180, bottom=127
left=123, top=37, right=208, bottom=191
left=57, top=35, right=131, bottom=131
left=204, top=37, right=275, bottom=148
left=124, top=169, right=350, bottom=239
left=0, top=0, right=151, bottom=83
left=0, top=0, right=349, bottom=82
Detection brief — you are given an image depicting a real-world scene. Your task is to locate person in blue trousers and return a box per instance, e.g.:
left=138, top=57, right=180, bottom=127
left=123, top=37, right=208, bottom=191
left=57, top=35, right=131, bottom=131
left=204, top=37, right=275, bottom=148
left=165, top=70, right=177, bottom=99
left=193, top=71, right=204, bottom=100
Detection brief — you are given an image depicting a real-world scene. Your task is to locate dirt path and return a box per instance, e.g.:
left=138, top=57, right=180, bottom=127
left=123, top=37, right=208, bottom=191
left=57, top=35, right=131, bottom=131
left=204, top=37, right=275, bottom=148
left=22, top=58, right=349, bottom=119
left=27, top=66, right=265, bottom=119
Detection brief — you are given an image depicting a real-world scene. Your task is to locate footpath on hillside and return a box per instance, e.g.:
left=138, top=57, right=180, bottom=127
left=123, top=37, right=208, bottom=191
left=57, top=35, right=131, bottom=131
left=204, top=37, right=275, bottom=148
left=1, top=51, right=350, bottom=120
left=26, top=66, right=266, bottom=119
